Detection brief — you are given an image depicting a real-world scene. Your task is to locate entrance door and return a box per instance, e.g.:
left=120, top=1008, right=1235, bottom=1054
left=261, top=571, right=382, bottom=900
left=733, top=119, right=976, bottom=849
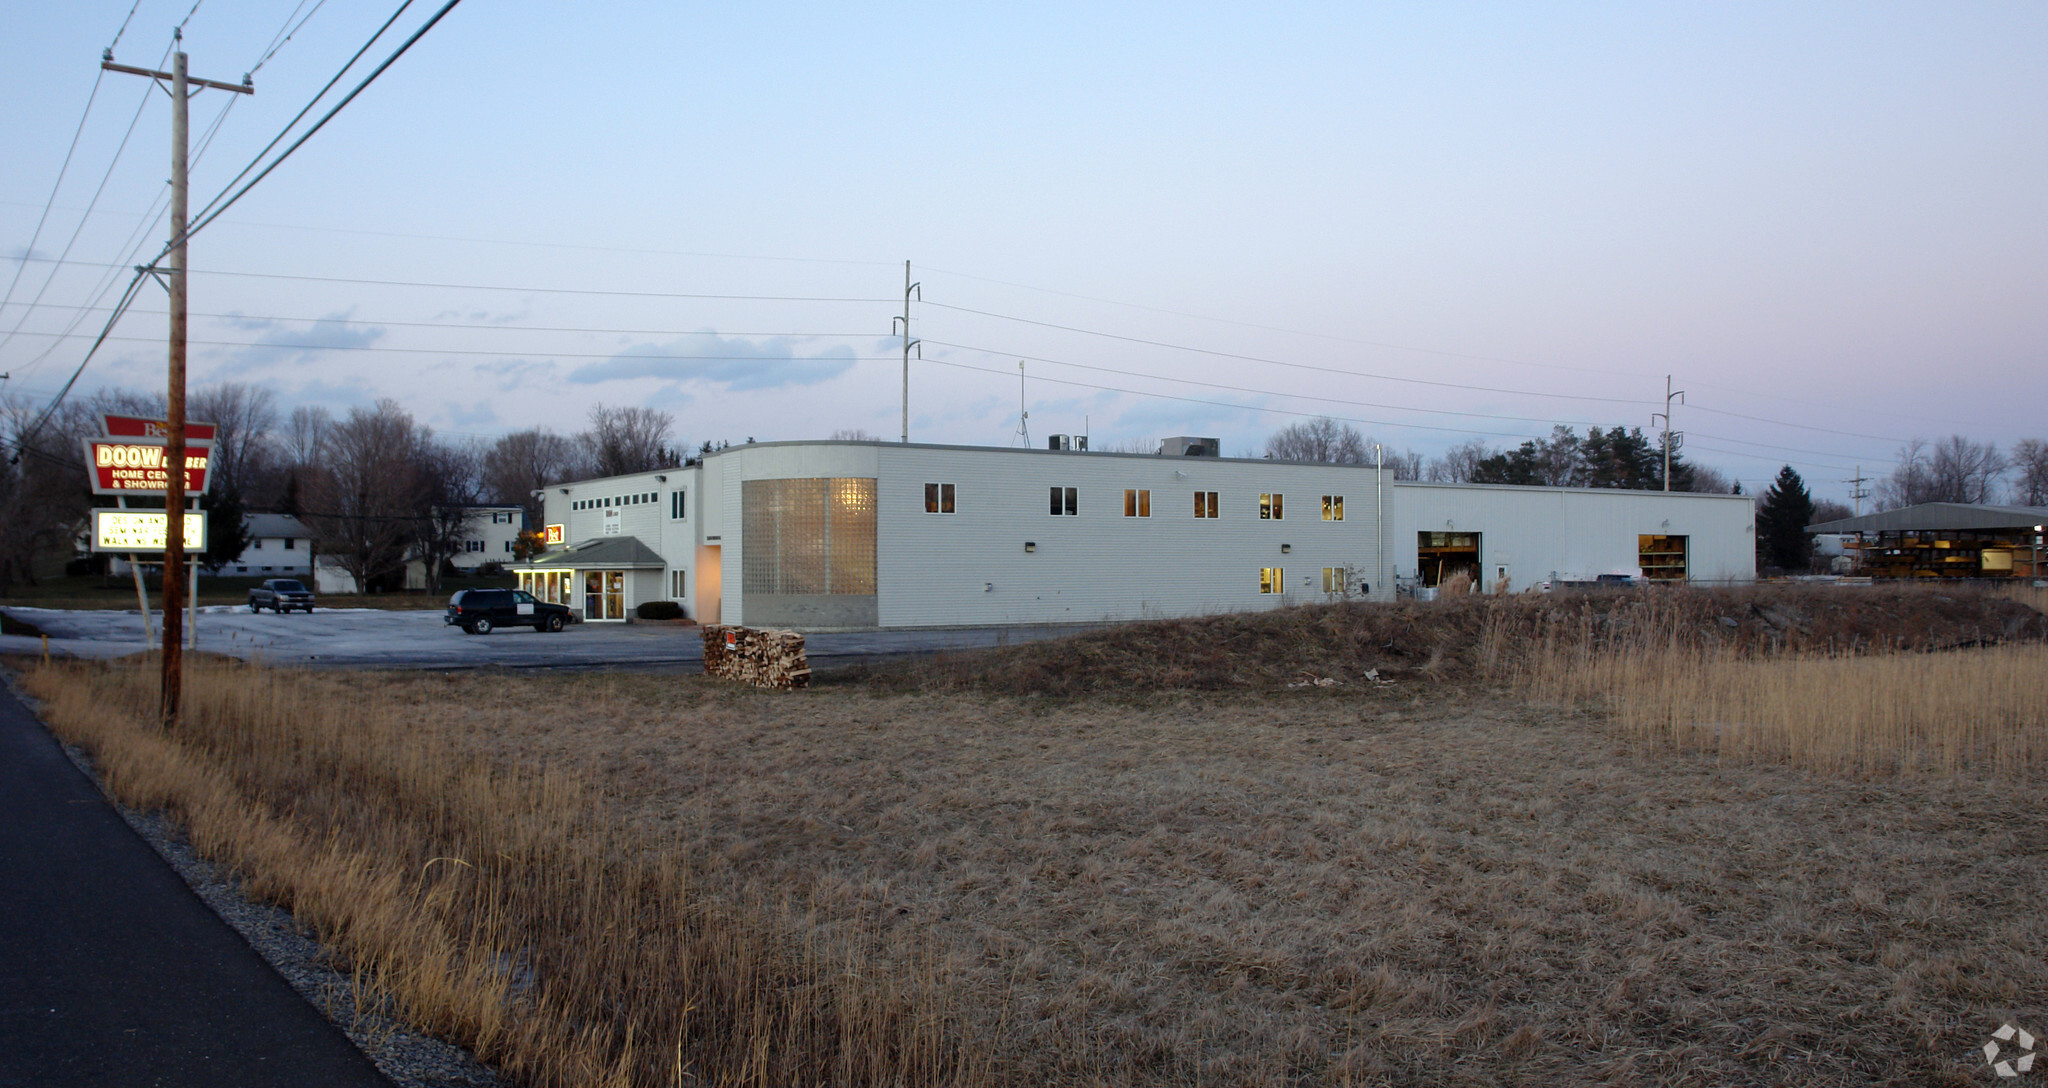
left=582, top=570, right=627, bottom=620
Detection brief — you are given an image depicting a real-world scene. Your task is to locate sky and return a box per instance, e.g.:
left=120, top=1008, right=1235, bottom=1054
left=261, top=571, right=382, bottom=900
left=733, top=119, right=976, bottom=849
left=2, top=1, right=2044, bottom=504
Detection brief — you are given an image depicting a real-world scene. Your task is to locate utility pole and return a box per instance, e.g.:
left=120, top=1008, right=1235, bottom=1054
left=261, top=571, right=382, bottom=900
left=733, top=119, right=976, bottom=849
left=105, top=38, right=252, bottom=727
left=1014, top=361, right=1030, bottom=447
left=1846, top=466, right=1870, bottom=516
left=891, top=260, right=920, bottom=443
left=1651, top=374, right=1685, bottom=492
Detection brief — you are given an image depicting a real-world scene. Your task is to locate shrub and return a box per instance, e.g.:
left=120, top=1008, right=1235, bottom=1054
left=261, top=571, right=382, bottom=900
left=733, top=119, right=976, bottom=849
left=635, top=600, right=683, bottom=621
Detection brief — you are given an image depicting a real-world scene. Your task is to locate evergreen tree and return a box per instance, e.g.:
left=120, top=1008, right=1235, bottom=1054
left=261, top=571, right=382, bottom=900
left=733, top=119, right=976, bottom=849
left=1756, top=465, right=1816, bottom=572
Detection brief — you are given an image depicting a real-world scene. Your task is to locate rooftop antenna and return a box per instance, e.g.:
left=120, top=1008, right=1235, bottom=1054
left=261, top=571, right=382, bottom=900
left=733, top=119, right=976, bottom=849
left=1014, top=360, right=1030, bottom=447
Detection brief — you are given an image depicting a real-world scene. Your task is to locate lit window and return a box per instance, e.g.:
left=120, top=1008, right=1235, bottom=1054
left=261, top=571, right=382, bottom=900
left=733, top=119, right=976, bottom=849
left=924, top=482, right=957, bottom=514
left=1049, top=486, right=1078, bottom=516
left=671, top=490, right=687, bottom=519
left=1123, top=488, right=1150, bottom=517
left=1322, top=495, right=1343, bottom=521
left=1260, top=567, right=1285, bottom=594
left=1260, top=493, right=1284, bottom=520
left=1194, top=491, right=1219, bottom=518
left=1321, top=567, right=1343, bottom=593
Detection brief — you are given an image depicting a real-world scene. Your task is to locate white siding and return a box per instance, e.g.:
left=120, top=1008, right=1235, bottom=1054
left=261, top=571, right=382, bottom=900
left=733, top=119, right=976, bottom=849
left=532, top=441, right=1755, bottom=631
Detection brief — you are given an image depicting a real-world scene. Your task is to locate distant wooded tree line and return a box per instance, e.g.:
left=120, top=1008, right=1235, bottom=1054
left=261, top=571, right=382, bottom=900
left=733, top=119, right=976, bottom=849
left=1262, top=418, right=1737, bottom=493
left=0, top=383, right=689, bottom=596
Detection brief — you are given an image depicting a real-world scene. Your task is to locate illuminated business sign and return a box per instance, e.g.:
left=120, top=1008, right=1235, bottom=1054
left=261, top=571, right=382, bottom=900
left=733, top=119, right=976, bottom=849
left=544, top=523, right=566, bottom=545
left=101, top=414, right=217, bottom=443
left=91, top=509, right=208, bottom=552
left=84, top=438, right=212, bottom=495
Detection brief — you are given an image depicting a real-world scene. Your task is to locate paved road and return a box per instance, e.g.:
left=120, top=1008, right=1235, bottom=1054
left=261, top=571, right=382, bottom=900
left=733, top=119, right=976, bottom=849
left=0, top=684, right=391, bottom=1088
left=0, top=606, right=1087, bottom=671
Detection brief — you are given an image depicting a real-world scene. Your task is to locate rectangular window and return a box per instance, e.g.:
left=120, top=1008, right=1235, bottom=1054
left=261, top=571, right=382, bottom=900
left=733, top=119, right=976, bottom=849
left=466, top=540, right=484, bottom=553
left=1322, top=567, right=1343, bottom=593
left=671, top=570, right=687, bottom=598
left=671, top=490, right=687, bottom=519
left=1322, top=495, right=1344, bottom=521
left=1123, top=488, right=1150, bottom=517
left=503, top=540, right=513, bottom=553
left=924, top=482, right=956, bottom=514
left=1049, top=486, right=1077, bottom=516
left=1260, top=567, right=1285, bottom=594
left=1260, top=493, right=1283, bottom=520
left=1194, top=491, right=1219, bottom=519
left=284, top=537, right=295, bottom=550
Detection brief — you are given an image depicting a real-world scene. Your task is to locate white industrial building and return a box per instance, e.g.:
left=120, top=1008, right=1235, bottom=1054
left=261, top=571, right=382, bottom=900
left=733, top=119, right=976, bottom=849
left=514, top=439, right=1755, bottom=628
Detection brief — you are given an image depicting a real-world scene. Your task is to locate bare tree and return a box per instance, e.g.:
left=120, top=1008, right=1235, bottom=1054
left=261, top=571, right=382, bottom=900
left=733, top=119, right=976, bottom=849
left=1385, top=449, right=1423, bottom=480
left=2012, top=439, right=2048, bottom=506
left=1686, top=464, right=1738, bottom=495
left=577, top=404, right=680, bottom=478
left=1929, top=435, right=2005, bottom=503
left=1264, top=417, right=1368, bottom=464
left=299, top=400, right=433, bottom=593
left=411, top=439, right=485, bottom=595
left=1426, top=439, right=1491, bottom=483
left=483, top=428, right=577, bottom=527
left=0, top=395, right=94, bottom=594
left=282, top=405, right=331, bottom=467
left=188, top=382, right=276, bottom=502
left=828, top=428, right=882, bottom=441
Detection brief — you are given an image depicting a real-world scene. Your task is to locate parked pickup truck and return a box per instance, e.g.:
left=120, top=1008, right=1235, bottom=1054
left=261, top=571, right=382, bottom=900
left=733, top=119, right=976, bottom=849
left=248, top=578, right=315, bottom=613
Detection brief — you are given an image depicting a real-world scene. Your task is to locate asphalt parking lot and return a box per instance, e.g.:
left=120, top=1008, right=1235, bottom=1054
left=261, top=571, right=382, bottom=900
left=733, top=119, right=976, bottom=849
left=0, top=605, right=1082, bottom=671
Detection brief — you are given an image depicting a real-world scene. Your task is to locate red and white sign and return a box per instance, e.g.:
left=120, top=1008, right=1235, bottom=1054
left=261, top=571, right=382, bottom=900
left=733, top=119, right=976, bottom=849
left=84, top=438, right=211, bottom=495
left=544, top=523, right=566, bottom=546
left=101, top=414, right=217, bottom=443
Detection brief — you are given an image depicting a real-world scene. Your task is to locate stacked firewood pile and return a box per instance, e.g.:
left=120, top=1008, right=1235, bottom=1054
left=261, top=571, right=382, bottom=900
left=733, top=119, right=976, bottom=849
left=700, top=625, right=810, bottom=689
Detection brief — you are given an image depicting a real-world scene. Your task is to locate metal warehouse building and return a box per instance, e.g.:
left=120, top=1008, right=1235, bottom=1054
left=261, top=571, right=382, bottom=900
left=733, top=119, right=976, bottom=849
left=515, top=439, right=1756, bottom=629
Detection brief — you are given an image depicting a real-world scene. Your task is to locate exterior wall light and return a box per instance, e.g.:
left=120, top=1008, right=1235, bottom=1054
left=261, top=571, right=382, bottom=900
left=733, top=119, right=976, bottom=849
left=1281, top=543, right=1292, bottom=554
left=1024, top=542, right=1037, bottom=553
left=656, top=474, right=667, bottom=482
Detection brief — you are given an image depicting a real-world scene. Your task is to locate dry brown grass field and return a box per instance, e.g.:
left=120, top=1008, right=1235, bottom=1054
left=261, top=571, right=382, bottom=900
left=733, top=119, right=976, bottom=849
left=16, top=585, right=2048, bottom=1086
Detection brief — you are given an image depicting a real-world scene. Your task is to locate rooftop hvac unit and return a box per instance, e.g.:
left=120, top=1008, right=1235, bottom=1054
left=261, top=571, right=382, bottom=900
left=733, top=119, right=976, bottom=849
left=1158, top=436, right=1220, bottom=457
left=1073, top=435, right=1088, bottom=451
left=1047, top=434, right=1070, bottom=451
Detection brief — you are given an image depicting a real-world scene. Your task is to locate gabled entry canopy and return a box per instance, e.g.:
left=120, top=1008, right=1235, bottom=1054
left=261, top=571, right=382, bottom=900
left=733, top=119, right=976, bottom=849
left=518, top=536, right=667, bottom=570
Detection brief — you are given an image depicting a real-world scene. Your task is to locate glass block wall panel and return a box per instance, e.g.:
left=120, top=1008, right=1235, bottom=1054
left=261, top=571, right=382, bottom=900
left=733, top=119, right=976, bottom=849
left=742, top=478, right=877, bottom=596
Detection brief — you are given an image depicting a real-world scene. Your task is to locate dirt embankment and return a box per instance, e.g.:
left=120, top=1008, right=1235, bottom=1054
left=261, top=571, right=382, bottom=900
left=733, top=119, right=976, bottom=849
left=851, top=585, right=2048, bottom=697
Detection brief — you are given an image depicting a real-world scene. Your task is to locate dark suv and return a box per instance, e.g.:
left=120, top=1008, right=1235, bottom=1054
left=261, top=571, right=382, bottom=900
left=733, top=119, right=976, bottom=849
left=445, top=588, right=572, bottom=634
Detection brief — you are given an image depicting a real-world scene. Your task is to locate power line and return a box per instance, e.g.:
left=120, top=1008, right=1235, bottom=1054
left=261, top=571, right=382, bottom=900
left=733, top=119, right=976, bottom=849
left=1688, top=404, right=1906, bottom=445
left=0, top=65, right=160, bottom=356
left=106, top=0, right=145, bottom=54
left=925, top=339, right=1606, bottom=430
left=0, top=67, right=108, bottom=329
left=921, top=299, right=1655, bottom=407
left=6, top=89, right=240, bottom=383
left=917, top=262, right=1642, bottom=380
left=0, top=256, right=894, bottom=304
left=922, top=355, right=1541, bottom=442
left=177, top=0, right=466, bottom=249
left=187, top=0, right=416, bottom=230
left=2, top=307, right=880, bottom=340
left=30, top=334, right=897, bottom=365
left=248, top=0, right=329, bottom=78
